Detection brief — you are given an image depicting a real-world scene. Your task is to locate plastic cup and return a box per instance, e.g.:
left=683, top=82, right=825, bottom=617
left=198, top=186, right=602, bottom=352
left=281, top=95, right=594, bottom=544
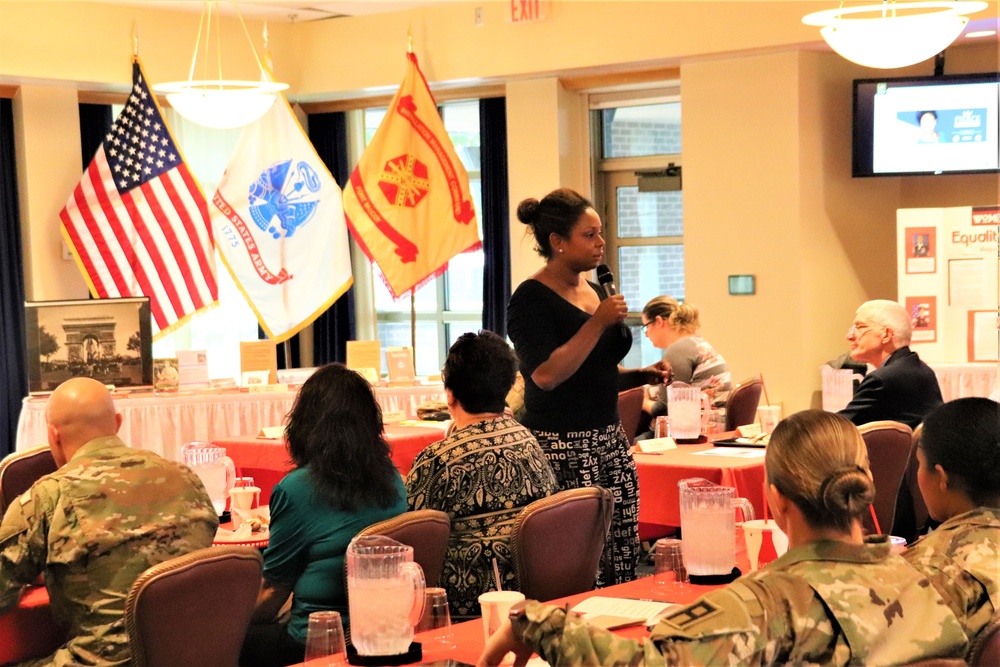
left=742, top=519, right=789, bottom=570
left=653, top=538, right=688, bottom=588
left=889, top=536, right=907, bottom=555
left=304, top=611, right=347, bottom=665
left=654, top=416, right=670, bottom=439
left=478, top=591, right=525, bottom=643
left=416, top=587, right=454, bottom=650
left=757, top=406, right=781, bottom=435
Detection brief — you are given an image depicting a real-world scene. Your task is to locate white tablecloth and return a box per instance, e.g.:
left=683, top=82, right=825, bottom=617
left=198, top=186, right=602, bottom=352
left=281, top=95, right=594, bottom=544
left=15, top=383, right=446, bottom=462
left=929, top=363, right=999, bottom=402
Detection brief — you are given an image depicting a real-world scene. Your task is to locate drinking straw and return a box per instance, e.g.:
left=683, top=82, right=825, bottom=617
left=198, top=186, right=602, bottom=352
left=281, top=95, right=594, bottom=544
left=762, top=481, right=769, bottom=522
left=759, top=373, right=771, bottom=407
left=869, top=505, right=882, bottom=535
left=492, top=558, right=503, bottom=591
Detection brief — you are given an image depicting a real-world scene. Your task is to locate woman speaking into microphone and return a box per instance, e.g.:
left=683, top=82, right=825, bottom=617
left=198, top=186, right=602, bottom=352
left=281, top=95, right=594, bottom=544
left=507, top=188, right=670, bottom=584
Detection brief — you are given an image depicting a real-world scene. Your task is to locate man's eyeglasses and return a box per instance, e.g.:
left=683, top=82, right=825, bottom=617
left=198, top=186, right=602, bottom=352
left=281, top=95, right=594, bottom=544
left=848, top=323, right=882, bottom=336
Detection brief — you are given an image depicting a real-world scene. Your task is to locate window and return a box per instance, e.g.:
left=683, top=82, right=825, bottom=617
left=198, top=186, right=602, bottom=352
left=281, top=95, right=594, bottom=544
left=594, top=95, right=682, bottom=369
left=365, top=100, right=484, bottom=376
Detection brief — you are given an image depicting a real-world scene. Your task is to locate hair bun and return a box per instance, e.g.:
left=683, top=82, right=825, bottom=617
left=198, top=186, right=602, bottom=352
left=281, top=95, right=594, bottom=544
left=819, top=466, right=875, bottom=518
left=516, top=198, right=540, bottom=225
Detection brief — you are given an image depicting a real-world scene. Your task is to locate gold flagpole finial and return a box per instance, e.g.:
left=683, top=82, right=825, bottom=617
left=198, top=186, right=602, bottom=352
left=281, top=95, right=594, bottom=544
left=407, top=22, right=413, bottom=53
left=131, top=21, right=139, bottom=57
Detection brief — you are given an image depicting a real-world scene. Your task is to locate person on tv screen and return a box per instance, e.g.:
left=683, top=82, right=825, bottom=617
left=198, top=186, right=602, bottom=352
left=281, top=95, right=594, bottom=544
left=917, top=110, right=940, bottom=144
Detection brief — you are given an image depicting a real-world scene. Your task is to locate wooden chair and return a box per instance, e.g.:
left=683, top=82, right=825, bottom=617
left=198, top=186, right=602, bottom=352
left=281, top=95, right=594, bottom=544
left=510, top=487, right=614, bottom=601
left=0, top=445, right=58, bottom=515
left=617, top=386, right=645, bottom=445
left=724, top=377, right=763, bottom=431
left=124, top=546, right=262, bottom=667
left=355, top=509, right=451, bottom=586
left=858, top=420, right=913, bottom=536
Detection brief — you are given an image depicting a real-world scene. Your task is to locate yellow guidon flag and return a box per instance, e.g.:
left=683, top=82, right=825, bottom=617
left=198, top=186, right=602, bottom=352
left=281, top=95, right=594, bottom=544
left=343, top=52, right=481, bottom=299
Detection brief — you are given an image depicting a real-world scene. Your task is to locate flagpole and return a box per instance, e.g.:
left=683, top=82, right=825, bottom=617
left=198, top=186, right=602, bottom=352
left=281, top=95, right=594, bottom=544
left=410, top=292, right=416, bottom=361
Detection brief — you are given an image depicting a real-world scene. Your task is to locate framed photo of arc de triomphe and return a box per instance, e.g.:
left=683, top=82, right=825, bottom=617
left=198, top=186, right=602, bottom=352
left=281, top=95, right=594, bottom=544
left=24, top=297, right=153, bottom=393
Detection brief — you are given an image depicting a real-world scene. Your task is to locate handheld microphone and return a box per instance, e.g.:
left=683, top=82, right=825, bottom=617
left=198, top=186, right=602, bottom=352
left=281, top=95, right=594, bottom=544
left=596, top=264, right=617, bottom=297
left=596, top=264, right=628, bottom=338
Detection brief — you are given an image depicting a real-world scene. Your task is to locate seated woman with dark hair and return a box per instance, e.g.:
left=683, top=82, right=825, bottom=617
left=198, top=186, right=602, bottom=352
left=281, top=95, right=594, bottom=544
left=406, top=331, right=559, bottom=616
left=478, top=410, right=968, bottom=667
left=905, top=397, right=1000, bottom=646
left=241, top=363, right=407, bottom=667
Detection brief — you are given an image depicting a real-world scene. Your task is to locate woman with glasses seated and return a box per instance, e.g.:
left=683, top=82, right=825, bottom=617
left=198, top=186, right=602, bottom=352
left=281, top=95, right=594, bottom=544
left=638, top=296, right=730, bottom=438
left=241, top=363, right=407, bottom=667
left=406, top=331, right=559, bottom=616
left=478, top=410, right=968, bottom=667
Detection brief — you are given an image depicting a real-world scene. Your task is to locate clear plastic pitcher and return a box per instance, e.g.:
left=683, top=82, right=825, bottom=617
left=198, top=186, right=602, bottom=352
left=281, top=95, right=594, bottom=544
left=180, top=441, right=235, bottom=515
left=678, top=478, right=755, bottom=576
left=668, top=384, right=702, bottom=439
left=347, top=535, right=425, bottom=656
left=821, top=366, right=863, bottom=412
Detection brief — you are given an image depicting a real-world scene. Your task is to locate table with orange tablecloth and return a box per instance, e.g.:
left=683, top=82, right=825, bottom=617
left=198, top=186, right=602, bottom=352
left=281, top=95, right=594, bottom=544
left=0, top=586, right=66, bottom=665
left=15, top=383, right=447, bottom=462
left=635, top=442, right=767, bottom=541
left=294, top=572, right=733, bottom=667
left=213, top=422, right=450, bottom=505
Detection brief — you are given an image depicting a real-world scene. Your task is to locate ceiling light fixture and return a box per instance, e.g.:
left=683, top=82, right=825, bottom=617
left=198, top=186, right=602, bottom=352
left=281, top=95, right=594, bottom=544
left=803, top=1, right=989, bottom=69
left=154, top=0, right=288, bottom=129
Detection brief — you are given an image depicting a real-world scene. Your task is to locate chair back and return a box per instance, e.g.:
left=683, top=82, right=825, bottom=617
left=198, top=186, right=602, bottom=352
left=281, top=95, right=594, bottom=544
left=355, top=510, right=451, bottom=586
left=510, top=487, right=614, bottom=601
left=617, top=387, right=645, bottom=445
left=124, top=546, right=263, bottom=667
left=0, top=445, right=58, bottom=515
left=859, top=420, right=913, bottom=536
left=892, top=426, right=931, bottom=543
left=971, top=614, right=1000, bottom=667
left=724, top=377, right=763, bottom=431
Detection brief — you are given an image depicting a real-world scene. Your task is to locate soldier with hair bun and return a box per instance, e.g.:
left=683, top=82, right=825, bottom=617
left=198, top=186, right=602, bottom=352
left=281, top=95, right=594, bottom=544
left=478, top=410, right=969, bottom=667
left=904, top=397, right=1000, bottom=648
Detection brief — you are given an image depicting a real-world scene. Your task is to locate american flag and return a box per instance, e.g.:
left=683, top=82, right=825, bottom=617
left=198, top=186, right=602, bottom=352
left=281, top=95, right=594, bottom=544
left=60, top=58, right=217, bottom=337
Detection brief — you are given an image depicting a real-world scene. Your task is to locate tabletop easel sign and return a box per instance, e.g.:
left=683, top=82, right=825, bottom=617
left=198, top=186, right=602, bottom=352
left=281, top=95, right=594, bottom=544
left=386, top=346, right=416, bottom=385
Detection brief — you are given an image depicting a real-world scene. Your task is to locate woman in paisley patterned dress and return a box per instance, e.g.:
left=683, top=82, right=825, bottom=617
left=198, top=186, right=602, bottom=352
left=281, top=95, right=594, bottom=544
left=406, top=331, right=560, bottom=616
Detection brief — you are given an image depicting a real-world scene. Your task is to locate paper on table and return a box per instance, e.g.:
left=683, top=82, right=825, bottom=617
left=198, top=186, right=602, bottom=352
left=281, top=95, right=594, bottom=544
left=571, top=596, right=675, bottom=627
left=693, top=447, right=767, bottom=458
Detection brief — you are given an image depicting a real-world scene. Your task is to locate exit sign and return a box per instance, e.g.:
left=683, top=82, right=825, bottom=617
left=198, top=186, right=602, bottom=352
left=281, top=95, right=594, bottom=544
left=510, top=0, right=550, bottom=23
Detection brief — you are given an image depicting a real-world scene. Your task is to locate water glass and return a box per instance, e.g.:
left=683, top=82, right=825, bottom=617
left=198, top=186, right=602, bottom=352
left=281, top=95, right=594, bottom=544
left=304, top=611, right=347, bottom=665
left=653, top=538, right=688, bottom=588
left=415, top=587, right=454, bottom=650
left=654, top=416, right=670, bottom=439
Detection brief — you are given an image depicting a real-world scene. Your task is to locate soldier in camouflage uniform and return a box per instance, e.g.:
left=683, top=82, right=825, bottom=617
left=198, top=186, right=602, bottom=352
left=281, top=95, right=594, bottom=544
left=478, top=410, right=969, bottom=667
left=904, top=397, right=1000, bottom=646
left=0, top=378, right=219, bottom=667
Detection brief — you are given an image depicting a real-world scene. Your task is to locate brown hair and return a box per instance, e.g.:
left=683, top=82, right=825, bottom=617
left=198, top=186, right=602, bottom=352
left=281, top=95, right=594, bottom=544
left=642, top=296, right=700, bottom=334
left=765, top=410, right=874, bottom=532
left=516, top=188, right=592, bottom=259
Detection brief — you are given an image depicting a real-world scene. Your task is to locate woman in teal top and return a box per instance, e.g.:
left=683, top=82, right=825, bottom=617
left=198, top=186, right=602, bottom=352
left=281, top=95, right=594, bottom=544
left=241, top=363, right=407, bottom=667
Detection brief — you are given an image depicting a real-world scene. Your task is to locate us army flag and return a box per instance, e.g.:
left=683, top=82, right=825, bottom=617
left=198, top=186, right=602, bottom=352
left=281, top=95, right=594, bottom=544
left=212, top=97, right=352, bottom=342
left=343, top=52, right=481, bottom=298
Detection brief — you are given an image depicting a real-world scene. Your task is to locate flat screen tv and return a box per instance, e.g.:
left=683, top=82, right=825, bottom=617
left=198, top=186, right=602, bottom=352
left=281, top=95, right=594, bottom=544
left=24, top=297, right=154, bottom=393
left=853, top=72, right=1000, bottom=177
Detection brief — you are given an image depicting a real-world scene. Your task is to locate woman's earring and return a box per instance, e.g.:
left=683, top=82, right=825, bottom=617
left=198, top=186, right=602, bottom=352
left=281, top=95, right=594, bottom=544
left=558, top=248, right=564, bottom=253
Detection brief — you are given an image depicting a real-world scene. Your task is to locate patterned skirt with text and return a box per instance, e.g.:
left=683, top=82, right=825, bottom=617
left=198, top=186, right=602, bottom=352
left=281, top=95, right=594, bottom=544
left=531, top=422, right=640, bottom=585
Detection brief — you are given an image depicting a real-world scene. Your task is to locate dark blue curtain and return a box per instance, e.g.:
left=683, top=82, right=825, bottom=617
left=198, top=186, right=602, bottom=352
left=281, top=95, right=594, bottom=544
left=79, top=103, right=113, bottom=170
left=479, top=97, right=510, bottom=337
left=307, top=111, right=356, bottom=365
left=1, top=98, right=28, bottom=457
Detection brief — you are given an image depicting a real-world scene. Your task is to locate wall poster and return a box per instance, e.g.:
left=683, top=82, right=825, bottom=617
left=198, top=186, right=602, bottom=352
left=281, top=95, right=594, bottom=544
left=904, top=226, right=937, bottom=274
left=905, top=295, right=937, bottom=343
